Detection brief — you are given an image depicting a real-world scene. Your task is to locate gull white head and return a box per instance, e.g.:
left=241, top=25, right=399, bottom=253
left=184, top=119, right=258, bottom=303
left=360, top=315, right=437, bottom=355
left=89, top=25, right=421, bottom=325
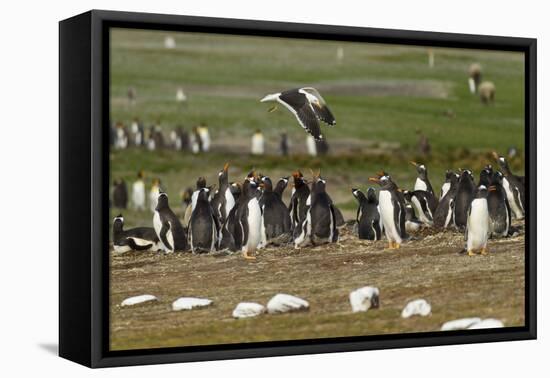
left=260, top=93, right=280, bottom=102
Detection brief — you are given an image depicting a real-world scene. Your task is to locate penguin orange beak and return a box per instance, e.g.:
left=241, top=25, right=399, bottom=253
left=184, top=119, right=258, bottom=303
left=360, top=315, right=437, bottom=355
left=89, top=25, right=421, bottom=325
left=410, top=161, right=418, bottom=167
left=491, top=151, right=500, bottom=160
left=368, top=177, right=380, bottom=183
left=292, top=170, right=302, bottom=178
left=223, top=162, right=229, bottom=172
left=376, top=170, right=386, bottom=177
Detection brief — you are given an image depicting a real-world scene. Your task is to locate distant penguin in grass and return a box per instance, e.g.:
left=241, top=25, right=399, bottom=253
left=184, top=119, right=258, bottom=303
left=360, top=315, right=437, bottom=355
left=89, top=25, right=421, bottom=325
left=149, top=178, right=161, bottom=213
left=274, top=176, right=289, bottom=198
left=352, top=188, right=382, bottom=240
left=493, top=152, right=525, bottom=219
left=189, top=187, right=219, bottom=253
left=487, top=171, right=511, bottom=238
left=468, top=63, right=482, bottom=94
left=132, top=170, right=146, bottom=211
left=479, top=81, right=495, bottom=104
left=369, top=175, right=407, bottom=249
left=289, top=170, right=311, bottom=230
left=295, top=173, right=339, bottom=248
left=453, top=169, right=475, bottom=230
left=153, top=191, right=188, bottom=253
left=465, top=185, right=490, bottom=256
left=411, top=161, right=435, bottom=196
left=434, top=171, right=459, bottom=229
left=211, top=163, right=236, bottom=225
left=259, top=176, right=292, bottom=246
left=404, top=190, right=437, bottom=226
left=112, top=179, right=128, bottom=209
left=112, top=215, right=161, bottom=253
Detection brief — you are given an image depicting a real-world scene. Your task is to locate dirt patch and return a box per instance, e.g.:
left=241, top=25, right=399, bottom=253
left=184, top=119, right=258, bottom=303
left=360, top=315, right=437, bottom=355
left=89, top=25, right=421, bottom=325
left=110, top=221, right=525, bottom=351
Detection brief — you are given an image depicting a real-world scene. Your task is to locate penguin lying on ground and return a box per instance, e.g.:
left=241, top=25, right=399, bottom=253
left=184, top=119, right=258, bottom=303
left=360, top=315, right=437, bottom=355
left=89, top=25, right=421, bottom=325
left=465, top=185, right=490, bottom=256
left=153, top=191, right=188, bottom=252
left=259, top=176, right=292, bottom=246
left=493, top=152, right=525, bottom=220
left=411, top=161, right=435, bottom=196
left=352, top=188, right=382, bottom=240
left=369, top=174, right=408, bottom=249
left=405, top=204, right=423, bottom=233
left=433, top=171, right=459, bottom=229
left=294, top=173, right=339, bottom=248
left=403, top=190, right=438, bottom=227
left=211, top=163, right=236, bottom=225
left=453, top=169, right=475, bottom=230
left=112, top=215, right=161, bottom=253
left=189, top=187, right=219, bottom=253
left=487, top=171, right=511, bottom=238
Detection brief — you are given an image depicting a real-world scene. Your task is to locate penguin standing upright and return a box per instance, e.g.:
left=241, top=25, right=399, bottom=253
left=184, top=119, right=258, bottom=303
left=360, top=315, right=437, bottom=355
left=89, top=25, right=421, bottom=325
left=132, top=170, right=146, bottom=211
left=251, top=129, right=265, bottom=155
left=453, top=169, right=475, bottom=230
left=211, top=163, right=235, bottom=225
left=149, top=178, right=161, bottom=212
left=352, top=188, right=382, bottom=240
left=411, top=161, right=435, bottom=195
left=232, top=179, right=263, bottom=259
left=230, top=182, right=241, bottom=202
left=259, top=176, right=292, bottom=246
left=433, top=171, right=459, bottom=229
left=153, top=191, right=188, bottom=253
left=112, top=179, right=128, bottom=209
left=188, top=187, right=219, bottom=253
left=369, top=175, right=407, bottom=249
left=112, top=215, right=161, bottom=253
left=440, top=170, right=456, bottom=199
left=183, top=177, right=208, bottom=227
left=274, top=177, right=289, bottom=198
left=289, top=170, right=311, bottom=231
left=479, top=165, right=493, bottom=187
left=487, top=171, right=511, bottom=238
left=295, top=174, right=338, bottom=247
left=493, top=152, right=525, bottom=219
left=465, top=185, right=490, bottom=256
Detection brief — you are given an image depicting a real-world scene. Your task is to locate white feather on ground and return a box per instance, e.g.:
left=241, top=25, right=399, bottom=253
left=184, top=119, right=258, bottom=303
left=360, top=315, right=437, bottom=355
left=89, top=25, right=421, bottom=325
left=232, top=302, right=266, bottom=319
left=267, top=294, right=309, bottom=314
left=401, top=299, right=431, bottom=318
left=467, top=318, right=504, bottom=329
left=121, top=294, right=157, bottom=307
left=441, top=317, right=482, bottom=331
left=172, top=297, right=213, bottom=311
left=349, top=286, right=379, bottom=313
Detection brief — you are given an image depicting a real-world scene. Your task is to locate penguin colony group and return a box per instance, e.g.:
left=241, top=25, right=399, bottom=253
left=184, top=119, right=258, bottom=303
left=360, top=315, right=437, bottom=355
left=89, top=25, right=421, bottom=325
left=113, top=150, right=524, bottom=258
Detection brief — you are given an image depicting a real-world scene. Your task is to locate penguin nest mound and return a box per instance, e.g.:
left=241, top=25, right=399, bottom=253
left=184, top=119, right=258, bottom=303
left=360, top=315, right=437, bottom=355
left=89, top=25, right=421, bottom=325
left=109, top=220, right=525, bottom=351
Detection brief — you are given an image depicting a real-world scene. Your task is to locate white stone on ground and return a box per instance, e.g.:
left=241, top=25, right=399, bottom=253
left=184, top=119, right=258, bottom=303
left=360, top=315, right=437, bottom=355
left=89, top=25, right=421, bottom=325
left=349, top=286, right=380, bottom=313
left=232, top=302, right=266, bottom=319
left=172, top=297, right=213, bottom=311
left=401, top=299, right=431, bottom=318
left=121, top=294, right=157, bottom=307
left=267, top=294, right=309, bottom=314
left=467, top=318, right=504, bottom=329
left=441, top=318, right=482, bottom=331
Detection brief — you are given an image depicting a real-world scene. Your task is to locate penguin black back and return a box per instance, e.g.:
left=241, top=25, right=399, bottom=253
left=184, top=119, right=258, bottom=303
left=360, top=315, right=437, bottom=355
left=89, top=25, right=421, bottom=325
left=487, top=171, right=511, bottom=238
left=189, top=187, right=219, bottom=253
left=289, top=170, right=311, bottom=228
left=453, top=170, right=475, bottom=230
left=308, top=176, right=338, bottom=244
left=260, top=176, right=292, bottom=244
left=352, top=188, right=382, bottom=240
left=154, top=192, right=188, bottom=252
left=433, top=172, right=459, bottom=229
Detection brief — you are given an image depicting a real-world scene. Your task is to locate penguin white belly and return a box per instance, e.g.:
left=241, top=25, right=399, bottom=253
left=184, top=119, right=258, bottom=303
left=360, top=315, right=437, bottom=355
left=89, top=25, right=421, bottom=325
left=379, top=191, right=401, bottom=243
left=441, top=183, right=450, bottom=200
left=153, top=212, right=171, bottom=252
left=132, top=182, right=145, bottom=209
left=150, top=190, right=158, bottom=212
left=113, top=244, right=132, bottom=253
left=444, top=200, right=454, bottom=228
left=244, top=198, right=262, bottom=252
left=191, top=191, right=199, bottom=211
left=224, top=188, right=235, bottom=216
left=411, top=196, right=433, bottom=225
left=414, top=178, right=427, bottom=192
left=502, top=178, right=522, bottom=219
left=467, top=199, right=489, bottom=251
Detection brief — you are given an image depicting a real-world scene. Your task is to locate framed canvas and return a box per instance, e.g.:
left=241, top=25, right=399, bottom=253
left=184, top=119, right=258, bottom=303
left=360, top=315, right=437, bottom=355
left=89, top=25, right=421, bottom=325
left=59, top=10, right=536, bottom=368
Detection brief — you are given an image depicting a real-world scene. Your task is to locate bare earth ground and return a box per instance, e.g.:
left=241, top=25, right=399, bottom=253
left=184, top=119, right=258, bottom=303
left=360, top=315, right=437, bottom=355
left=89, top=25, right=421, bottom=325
left=110, top=221, right=525, bottom=351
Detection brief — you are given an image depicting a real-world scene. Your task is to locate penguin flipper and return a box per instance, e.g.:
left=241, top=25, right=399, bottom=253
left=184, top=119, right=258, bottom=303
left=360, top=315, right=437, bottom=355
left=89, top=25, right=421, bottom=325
left=159, top=221, right=173, bottom=251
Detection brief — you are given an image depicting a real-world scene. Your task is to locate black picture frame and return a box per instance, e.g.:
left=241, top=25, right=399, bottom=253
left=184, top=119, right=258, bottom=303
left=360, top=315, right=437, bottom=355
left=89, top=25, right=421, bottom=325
left=59, top=9, right=537, bottom=368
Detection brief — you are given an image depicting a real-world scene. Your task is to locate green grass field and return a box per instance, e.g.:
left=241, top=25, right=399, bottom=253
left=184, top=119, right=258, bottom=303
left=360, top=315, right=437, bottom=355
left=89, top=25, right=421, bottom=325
left=109, top=28, right=526, bottom=350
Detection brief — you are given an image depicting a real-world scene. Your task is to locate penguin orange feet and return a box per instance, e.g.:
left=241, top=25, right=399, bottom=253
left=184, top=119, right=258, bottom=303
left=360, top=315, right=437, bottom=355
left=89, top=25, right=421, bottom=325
left=395, top=243, right=401, bottom=249
left=242, top=250, right=257, bottom=260
left=467, top=250, right=475, bottom=256
left=387, top=241, right=396, bottom=250
left=480, top=247, right=488, bottom=255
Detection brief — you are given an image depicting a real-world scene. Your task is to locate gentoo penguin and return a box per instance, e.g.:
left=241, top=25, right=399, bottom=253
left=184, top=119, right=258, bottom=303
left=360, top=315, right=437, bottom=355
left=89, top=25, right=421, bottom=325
left=251, top=129, right=265, bottom=155
left=433, top=172, right=459, bottom=229
left=274, top=177, right=289, bottom=198
left=487, top=171, right=511, bottom=238
left=479, top=164, right=493, bottom=187
left=153, top=191, right=188, bottom=253
left=352, top=188, right=382, bottom=240
left=228, top=179, right=262, bottom=259
left=211, top=163, right=236, bottom=224
left=465, top=185, right=490, bottom=256
left=440, top=170, right=456, bottom=199
left=289, top=170, right=311, bottom=231
left=259, top=176, right=292, bottom=246
left=411, top=161, right=435, bottom=196
left=183, top=177, right=208, bottom=227
left=149, top=178, right=161, bottom=213
left=230, top=182, right=241, bottom=202
left=132, top=170, right=146, bottom=211
left=453, top=169, right=475, bottom=230
left=112, top=179, right=128, bottom=209
left=468, top=63, right=482, bottom=94
left=493, top=152, right=525, bottom=219
left=405, top=204, right=423, bottom=233
left=188, top=187, right=219, bottom=253
left=295, top=174, right=339, bottom=248
left=369, top=175, right=407, bottom=249
left=403, top=190, right=437, bottom=226
left=112, top=215, right=161, bottom=253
